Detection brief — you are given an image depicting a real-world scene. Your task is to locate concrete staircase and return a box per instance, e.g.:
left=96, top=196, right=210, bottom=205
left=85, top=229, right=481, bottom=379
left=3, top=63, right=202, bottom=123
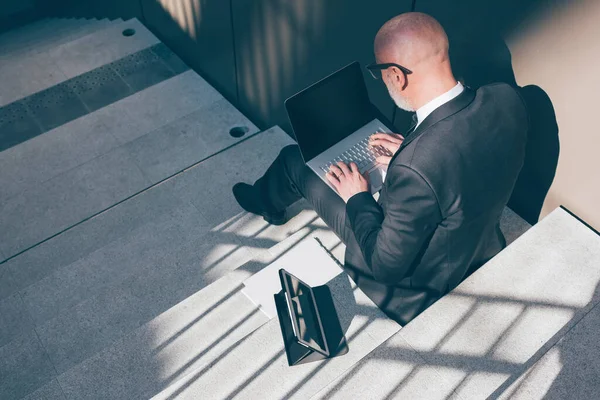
left=0, top=16, right=341, bottom=400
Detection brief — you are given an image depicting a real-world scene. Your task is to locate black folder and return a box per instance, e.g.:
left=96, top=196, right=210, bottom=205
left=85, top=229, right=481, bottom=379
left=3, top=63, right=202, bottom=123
left=274, top=269, right=348, bottom=366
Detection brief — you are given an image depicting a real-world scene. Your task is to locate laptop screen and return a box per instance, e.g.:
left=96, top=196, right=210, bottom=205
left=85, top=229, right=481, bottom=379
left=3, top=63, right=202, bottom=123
left=285, top=62, right=374, bottom=162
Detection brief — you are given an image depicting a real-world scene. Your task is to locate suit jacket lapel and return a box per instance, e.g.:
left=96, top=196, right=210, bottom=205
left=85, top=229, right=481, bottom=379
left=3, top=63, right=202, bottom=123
left=389, top=88, right=476, bottom=165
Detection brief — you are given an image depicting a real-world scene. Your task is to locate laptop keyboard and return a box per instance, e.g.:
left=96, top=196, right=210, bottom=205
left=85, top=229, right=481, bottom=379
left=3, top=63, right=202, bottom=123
left=319, top=136, right=393, bottom=174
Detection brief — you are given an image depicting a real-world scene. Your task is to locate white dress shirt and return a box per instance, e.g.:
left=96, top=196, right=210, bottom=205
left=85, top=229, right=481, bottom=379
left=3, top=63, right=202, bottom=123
left=377, top=82, right=465, bottom=190
left=414, top=82, right=464, bottom=129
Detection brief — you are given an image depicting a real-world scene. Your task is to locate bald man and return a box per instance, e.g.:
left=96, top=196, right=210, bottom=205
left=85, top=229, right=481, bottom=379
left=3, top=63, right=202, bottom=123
left=233, top=12, right=528, bottom=325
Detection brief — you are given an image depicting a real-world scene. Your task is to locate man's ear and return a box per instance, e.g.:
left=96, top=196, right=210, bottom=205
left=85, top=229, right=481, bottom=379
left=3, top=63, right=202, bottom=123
left=391, top=67, right=408, bottom=91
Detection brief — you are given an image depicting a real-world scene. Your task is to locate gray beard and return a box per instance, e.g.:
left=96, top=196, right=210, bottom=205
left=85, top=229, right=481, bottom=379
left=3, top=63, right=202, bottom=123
left=389, top=86, right=415, bottom=112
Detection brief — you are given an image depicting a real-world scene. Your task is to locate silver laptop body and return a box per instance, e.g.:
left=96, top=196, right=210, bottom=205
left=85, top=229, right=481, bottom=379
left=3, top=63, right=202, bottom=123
left=284, top=61, right=394, bottom=195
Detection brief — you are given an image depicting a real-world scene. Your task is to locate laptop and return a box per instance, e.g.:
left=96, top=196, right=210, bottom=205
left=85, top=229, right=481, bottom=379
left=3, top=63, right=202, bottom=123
left=284, top=61, right=394, bottom=195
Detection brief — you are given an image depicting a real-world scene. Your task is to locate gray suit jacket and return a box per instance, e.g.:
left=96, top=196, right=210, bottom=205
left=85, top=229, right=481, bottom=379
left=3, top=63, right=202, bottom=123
left=344, top=83, right=529, bottom=325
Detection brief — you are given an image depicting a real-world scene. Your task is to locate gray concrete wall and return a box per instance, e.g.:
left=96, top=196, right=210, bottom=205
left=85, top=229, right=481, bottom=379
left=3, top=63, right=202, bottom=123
left=230, top=0, right=411, bottom=132
left=141, top=0, right=238, bottom=102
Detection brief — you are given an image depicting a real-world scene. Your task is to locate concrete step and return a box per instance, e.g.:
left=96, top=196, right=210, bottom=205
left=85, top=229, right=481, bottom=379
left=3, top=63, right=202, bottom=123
left=317, top=207, right=600, bottom=399
left=0, top=126, right=341, bottom=399
left=0, top=17, right=120, bottom=61
left=0, top=70, right=215, bottom=204
left=0, top=69, right=253, bottom=259
left=55, top=265, right=270, bottom=400
left=151, top=238, right=398, bottom=400
left=0, top=18, right=89, bottom=55
left=0, top=17, right=127, bottom=107
left=499, top=206, right=532, bottom=246
left=46, top=18, right=160, bottom=79
left=150, top=208, right=530, bottom=400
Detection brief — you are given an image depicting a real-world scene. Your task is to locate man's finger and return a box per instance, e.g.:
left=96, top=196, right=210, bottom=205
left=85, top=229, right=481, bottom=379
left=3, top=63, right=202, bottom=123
left=349, top=162, right=359, bottom=174
left=329, top=164, right=343, bottom=176
left=370, top=142, right=397, bottom=154
left=369, top=139, right=396, bottom=149
left=325, top=171, right=340, bottom=188
left=370, top=132, right=390, bottom=139
left=370, top=132, right=403, bottom=144
left=369, top=138, right=390, bottom=147
left=336, top=161, right=352, bottom=176
left=369, top=133, right=396, bottom=143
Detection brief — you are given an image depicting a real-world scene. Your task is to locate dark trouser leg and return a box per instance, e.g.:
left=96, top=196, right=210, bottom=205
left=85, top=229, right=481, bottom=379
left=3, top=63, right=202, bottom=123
left=255, top=145, right=408, bottom=323
left=254, top=144, right=372, bottom=276
left=254, top=144, right=354, bottom=244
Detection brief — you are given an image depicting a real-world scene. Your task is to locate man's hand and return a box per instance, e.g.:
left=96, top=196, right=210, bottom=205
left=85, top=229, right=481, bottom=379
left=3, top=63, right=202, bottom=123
left=325, top=161, right=370, bottom=203
left=369, top=132, right=404, bottom=166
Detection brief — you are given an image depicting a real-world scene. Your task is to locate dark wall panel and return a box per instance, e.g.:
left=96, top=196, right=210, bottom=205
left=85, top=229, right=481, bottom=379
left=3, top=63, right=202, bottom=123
left=141, top=0, right=238, bottom=102
left=232, top=0, right=412, bottom=133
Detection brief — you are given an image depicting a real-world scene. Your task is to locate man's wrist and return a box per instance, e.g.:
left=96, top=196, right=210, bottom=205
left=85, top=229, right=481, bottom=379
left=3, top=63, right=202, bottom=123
left=347, top=190, right=370, bottom=203
left=346, top=191, right=374, bottom=218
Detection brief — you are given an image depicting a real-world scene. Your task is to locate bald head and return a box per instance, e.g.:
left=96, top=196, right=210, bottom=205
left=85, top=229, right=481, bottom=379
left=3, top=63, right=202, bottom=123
left=374, top=13, right=457, bottom=112
left=374, top=12, right=449, bottom=68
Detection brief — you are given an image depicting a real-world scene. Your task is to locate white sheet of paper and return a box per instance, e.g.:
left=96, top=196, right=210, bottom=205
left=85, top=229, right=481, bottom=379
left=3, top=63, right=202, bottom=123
left=241, top=238, right=343, bottom=318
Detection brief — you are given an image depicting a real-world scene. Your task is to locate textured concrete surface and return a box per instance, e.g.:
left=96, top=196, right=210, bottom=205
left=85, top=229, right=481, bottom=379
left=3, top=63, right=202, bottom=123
left=395, top=207, right=600, bottom=399
left=0, top=331, right=56, bottom=400
left=0, top=49, right=67, bottom=108
left=0, top=18, right=122, bottom=107
left=0, top=18, right=88, bottom=57
left=0, top=293, right=34, bottom=348
left=0, top=68, right=251, bottom=261
left=104, top=70, right=224, bottom=144
left=499, top=206, right=531, bottom=246
left=21, top=379, right=66, bottom=400
left=0, top=108, right=121, bottom=203
left=0, top=121, right=336, bottom=399
left=126, top=97, right=259, bottom=183
left=0, top=146, right=150, bottom=258
left=20, top=201, right=209, bottom=326
left=56, top=269, right=269, bottom=400
left=48, top=19, right=160, bottom=79
left=152, top=272, right=400, bottom=400
left=0, top=183, right=182, bottom=299
left=311, top=334, right=460, bottom=400
left=498, top=301, right=600, bottom=400
left=0, top=18, right=116, bottom=62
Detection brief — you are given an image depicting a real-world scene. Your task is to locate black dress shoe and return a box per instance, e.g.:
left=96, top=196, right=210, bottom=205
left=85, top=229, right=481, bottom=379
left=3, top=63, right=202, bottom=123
left=232, top=183, right=288, bottom=225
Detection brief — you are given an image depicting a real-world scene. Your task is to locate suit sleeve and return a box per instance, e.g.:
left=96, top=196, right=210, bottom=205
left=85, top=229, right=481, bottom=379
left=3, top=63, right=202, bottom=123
left=345, top=164, right=442, bottom=284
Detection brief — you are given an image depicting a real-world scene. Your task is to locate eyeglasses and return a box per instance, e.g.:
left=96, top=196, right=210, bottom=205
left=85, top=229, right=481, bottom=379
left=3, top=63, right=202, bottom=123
left=366, top=62, right=413, bottom=80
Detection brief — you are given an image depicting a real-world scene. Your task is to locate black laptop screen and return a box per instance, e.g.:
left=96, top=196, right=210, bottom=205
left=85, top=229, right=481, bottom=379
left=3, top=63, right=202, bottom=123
left=285, top=62, right=374, bottom=162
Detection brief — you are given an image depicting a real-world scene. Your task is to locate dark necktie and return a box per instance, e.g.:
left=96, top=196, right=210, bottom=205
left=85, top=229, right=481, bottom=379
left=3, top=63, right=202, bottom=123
left=394, top=113, right=418, bottom=154
left=401, top=113, right=419, bottom=144
left=406, top=113, right=418, bottom=134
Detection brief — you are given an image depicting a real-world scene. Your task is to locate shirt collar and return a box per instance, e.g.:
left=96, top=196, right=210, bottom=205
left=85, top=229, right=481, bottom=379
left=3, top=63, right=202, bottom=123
left=415, top=82, right=464, bottom=128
